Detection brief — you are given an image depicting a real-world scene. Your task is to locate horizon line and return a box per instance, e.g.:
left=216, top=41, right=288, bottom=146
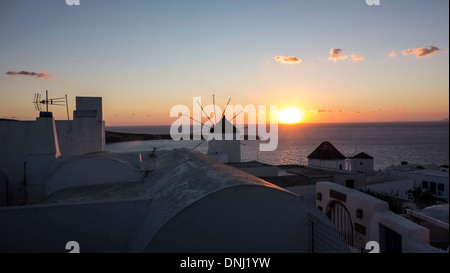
left=106, top=119, right=450, bottom=127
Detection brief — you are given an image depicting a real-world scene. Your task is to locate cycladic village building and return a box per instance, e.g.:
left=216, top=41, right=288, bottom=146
left=0, top=96, right=447, bottom=253
left=206, top=117, right=241, bottom=163
left=0, top=96, right=345, bottom=253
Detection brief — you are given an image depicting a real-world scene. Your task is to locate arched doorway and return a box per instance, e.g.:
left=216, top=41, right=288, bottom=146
left=325, top=200, right=353, bottom=246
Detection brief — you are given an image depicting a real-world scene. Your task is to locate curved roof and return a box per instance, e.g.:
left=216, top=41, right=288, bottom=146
left=307, top=141, right=346, bottom=160
left=126, top=148, right=293, bottom=252
left=419, top=204, right=449, bottom=224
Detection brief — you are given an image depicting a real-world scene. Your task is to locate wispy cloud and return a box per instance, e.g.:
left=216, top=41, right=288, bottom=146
left=351, top=55, right=364, bottom=62
left=388, top=51, right=398, bottom=57
left=402, top=46, right=444, bottom=58
left=6, top=70, right=55, bottom=79
left=274, top=55, right=302, bottom=64
left=328, top=48, right=348, bottom=62
left=317, top=109, right=335, bottom=113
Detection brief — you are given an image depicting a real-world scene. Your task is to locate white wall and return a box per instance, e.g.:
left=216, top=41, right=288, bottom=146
left=361, top=178, right=415, bottom=201
left=56, top=118, right=105, bottom=156
left=207, top=140, right=241, bottom=163
left=316, top=182, right=439, bottom=253
left=350, top=158, right=374, bottom=175
left=371, top=210, right=433, bottom=253
left=0, top=121, right=34, bottom=205
left=309, top=159, right=346, bottom=170
left=76, top=97, right=103, bottom=121
left=333, top=173, right=366, bottom=189
left=410, top=171, right=448, bottom=201
left=46, top=157, right=142, bottom=198
left=144, top=186, right=309, bottom=253
left=0, top=198, right=151, bottom=252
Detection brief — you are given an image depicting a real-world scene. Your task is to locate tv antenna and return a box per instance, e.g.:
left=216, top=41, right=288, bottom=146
left=149, top=146, right=165, bottom=169
left=33, top=90, right=70, bottom=120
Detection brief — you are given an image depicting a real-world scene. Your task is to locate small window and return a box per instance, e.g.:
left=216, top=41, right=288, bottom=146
left=360, top=162, right=363, bottom=166
left=438, top=183, right=444, bottom=192
left=430, top=182, right=437, bottom=194
left=422, top=181, right=428, bottom=188
left=346, top=179, right=355, bottom=189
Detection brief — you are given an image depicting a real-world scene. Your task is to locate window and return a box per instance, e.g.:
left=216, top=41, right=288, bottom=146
left=422, top=181, right=428, bottom=188
left=345, top=179, right=355, bottom=189
left=430, top=182, right=437, bottom=194
left=360, top=162, right=363, bottom=166
left=379, top=224, right=402, bottom=253
left=438, top=183, right=444, bottom=192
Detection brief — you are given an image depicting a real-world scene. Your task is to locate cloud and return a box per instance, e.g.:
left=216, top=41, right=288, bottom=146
left=316, top=109, right=335, bottom=113
left=402, top=46, right=444, bottom=58
left=388, top=51, right=398, bottom=57
left=351, top=55, right=364, bottom=62
left=328, top=48, right=348, bottom=62
left=6, top=71, right=55, bottom=79
left=274, top=55, right=302, bottom=64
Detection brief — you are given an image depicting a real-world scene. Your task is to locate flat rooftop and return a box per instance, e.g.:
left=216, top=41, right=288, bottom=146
left=39, top=181, right=152, bottom=205
left=411, top=169, right=449, bottom=178
left=227, top=161, right=276, bottom=169
left=286, top=165, right=359, bottom=178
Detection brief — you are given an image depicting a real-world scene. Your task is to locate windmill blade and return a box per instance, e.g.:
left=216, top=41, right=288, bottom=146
left=220, top=98, right=231, bottom=120
left=196, top=99, right=214, bottom=126
left=213, top=94, right=217, bottom=124
left=231, top=109, right=244, bottom=121
left=184, top=114, right=211, bottom=128
left=191, top=139, right=206, bottom=150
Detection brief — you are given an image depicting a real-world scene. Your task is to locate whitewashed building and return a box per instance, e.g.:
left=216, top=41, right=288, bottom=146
left=349, top=152, right=375, bottom=176
left=385, top=164, right=449, bottom=202
left=315, top=182, right=445, bottom=253
left=307, top=141, right=346, bottom=170
left=0, top=97, right=105, bottom=205
left=206, top=117, right=241, bottom=163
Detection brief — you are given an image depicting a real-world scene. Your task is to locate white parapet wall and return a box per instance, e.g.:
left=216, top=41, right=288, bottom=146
left=315, top=182, right=443, bottom=253
left=0, top=96, right=106, bottom=205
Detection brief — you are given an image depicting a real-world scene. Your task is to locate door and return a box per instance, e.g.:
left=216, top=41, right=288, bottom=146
left=325, top=200, right=353, bottom=246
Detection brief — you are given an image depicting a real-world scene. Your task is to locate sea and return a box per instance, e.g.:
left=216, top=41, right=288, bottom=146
left=105, top=121, right=449, bottom=171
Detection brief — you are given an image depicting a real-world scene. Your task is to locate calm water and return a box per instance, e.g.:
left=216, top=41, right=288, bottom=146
left=106, top=122, right=449, bottom=170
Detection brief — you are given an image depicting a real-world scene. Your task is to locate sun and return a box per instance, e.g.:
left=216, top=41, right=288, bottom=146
left=277, top=107, right=304, bottom=124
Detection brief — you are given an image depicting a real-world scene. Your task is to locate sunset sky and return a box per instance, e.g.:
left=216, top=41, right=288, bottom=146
left=0, top=0, right=448, bottom=126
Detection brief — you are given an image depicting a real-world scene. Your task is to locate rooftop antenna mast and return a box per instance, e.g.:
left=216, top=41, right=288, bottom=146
left=33, top=90, right=70, bottom=120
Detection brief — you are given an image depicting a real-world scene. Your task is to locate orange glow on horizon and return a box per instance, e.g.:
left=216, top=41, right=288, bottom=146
left=277, top=107, right=305, bottom=124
